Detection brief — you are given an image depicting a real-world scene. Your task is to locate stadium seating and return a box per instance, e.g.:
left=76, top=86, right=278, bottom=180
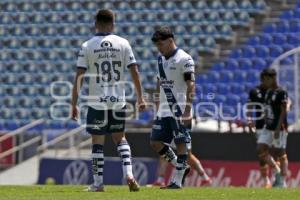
left=196, top=1, right=300, bottom=123
left=0, top=0, right=272, bottom=130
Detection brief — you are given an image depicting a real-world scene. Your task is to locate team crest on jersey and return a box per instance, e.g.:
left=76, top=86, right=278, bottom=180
left=100, top=41, right=113, bottom=48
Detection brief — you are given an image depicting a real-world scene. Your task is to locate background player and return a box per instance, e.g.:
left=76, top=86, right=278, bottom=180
left=71, top=9, right=146, bottom=192
left=248, top=69, right=281, bottom=188
left=150, top=26, right=196, bottom=189
left=263, top=68, right=289, bottom=188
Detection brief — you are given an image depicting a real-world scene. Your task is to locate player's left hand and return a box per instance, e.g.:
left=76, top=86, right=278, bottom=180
left=274, top=129, right=280, bottom=139
left=182, top=110, right=192, bottom=127
left=136, top=97, right=147, bottom=112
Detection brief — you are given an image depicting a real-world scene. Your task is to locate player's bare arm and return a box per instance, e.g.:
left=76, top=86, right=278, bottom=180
left=182, top=77, right=195, bottom=126
left=274, top=102, right=287, bottom=138
left=246, top=104, right=255, bottom=134
left=155, top=78, right=160, bottom=112
left=129, top=63, right=146, bottom=112
left=71, top=68, right=86, bottom=120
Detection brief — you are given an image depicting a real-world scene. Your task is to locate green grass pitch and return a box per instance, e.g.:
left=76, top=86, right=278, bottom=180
left=0, top=185, right=299, bottom=200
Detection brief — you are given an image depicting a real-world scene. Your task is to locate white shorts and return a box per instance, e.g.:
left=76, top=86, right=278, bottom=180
left=257, top=128, right=288, bottom=149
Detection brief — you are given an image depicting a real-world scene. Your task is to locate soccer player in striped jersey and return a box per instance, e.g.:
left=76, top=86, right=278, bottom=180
left=71, top=9, right=146, bottom=192
left=150, top=26, right=195, bottom=189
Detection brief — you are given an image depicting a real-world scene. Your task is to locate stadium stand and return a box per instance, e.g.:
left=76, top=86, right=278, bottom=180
left=0, top=0, right=298, bottom=131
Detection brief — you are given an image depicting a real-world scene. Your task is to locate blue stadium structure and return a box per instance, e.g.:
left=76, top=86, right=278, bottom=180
left=0, top=0, right=298, bottom=131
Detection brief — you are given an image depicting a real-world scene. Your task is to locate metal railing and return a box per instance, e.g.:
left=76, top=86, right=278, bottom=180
left=0, top=119, right=45, bottom=165
left=37, top=126, right=85, bottom=157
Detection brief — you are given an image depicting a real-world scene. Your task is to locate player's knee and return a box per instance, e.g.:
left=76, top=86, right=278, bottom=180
left=274, top=148, right=286, bottom=158
left=150, top=141, right=163, bottom=152
left=257, top=144, right=268, bottom=155
left=111, top=132, right=125, bottom=145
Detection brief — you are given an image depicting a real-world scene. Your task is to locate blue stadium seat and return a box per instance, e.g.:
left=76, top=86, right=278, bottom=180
left=254, top=0, right=267, bottom=10
left=206, top=71, right=221, bottom=83
left=212, top=62, right=225, bottom=71
left=252, top=58, right=267, bottom=70
left=225, top=59, right=239, bottom=70
left=287, top=34, right=300, bottom=45
left=233, top=70, right=247, bottom=82
left=281, top=10, right=294, bottom=20
left=272, top=34, right=286, bottom=45
left=226, top=94, right=241, bottom=106
left=179, top=1, right=193, bottom=10
left=289, top=20, right=300, bottom=32
left=195, top=1, right=208, bottom=9
left=240, top=0, right=253, bottom=10
left=214, top=95, right=227, bottom=105
left=276, top=21, right=289, bottom=33
left=246, top=70, right=260, bottom=83
left=230, top=49, right=243, bottom=59
left=220, top=71, right=234, bottom=83
left=217, top=83, right=231, bottom=95
left=269, top=45, right=283, bottom=57
left=202, top=84, right=217, bottom=94
left=242, top=46, right=256, bottom=58
left=255, top=45, right=270, bottom=58
left=259, top=34, right=272, bottom=45
left=226, top=0, right=238, bottom=10
left=220, top=25, right=233, bottom=36
left=263, top=24, right=276, bottom=33
left=210, top=0, right=223, bottom=10
left=238, top=58, right=252, bottom=70
left=231, top=83, right=245, bottom=94
left=248, top=36, right=260, bottom=46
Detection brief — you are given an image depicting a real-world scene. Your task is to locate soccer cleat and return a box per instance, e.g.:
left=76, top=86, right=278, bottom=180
left=84, top=184, right=104, bottom=192
left=181, top=166, right=191, bottom=185
left=273, top=174, right=287, bottom=188
left=160, top=182, right=181, bottom=189
left=272, top=172, right=283, bottom=187
left=263, top=182, right=272, bottom=189
left=201, top=178, right=213, bottom=187
left=152, top=181, right=166, bottom=187
left=127, top=177, right=140, bottom=192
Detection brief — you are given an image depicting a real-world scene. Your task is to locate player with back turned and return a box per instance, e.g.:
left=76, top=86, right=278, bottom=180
left=71, top=9, right=146, bottom=192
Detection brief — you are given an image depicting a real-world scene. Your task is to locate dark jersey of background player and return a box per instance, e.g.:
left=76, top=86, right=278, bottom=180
left=264, top=87, right=288, bottom=131
left=248, top=85, right=267, bottom=129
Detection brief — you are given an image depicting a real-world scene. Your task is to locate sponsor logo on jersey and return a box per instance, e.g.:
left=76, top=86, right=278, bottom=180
left=100, top=41, right=113, bottom=48
left=160, top=78, right=174, bottom=89
left=94, top=41, right=120, bottom=53
left=110, top=124, right=124, bottom=130
left=99, top=96, right=121, bottom=103
left=153, top=124, right=161, bottom=130
left=184, top=63, right=194, bottom=68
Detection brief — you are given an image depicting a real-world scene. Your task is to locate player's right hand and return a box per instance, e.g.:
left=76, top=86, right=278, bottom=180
left=72, top=106, right=78, bottom=121
left=136, top=97, right=147, bottom=112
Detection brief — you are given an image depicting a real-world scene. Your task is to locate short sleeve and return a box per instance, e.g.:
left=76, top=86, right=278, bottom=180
left=277, top=90, right=288, bottom=104
left=124, top=41, right=137, bottom=68
left=182, top=56, right=195, bottom=74
left=76, top=42, right=88, bottom=69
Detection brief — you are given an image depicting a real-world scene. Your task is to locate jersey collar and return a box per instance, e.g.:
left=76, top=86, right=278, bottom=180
left=165, top=48, right=179, bottom=60
left=95, top=32, right=112, bottom=36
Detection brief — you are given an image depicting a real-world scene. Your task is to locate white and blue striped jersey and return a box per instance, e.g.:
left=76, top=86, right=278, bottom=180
left=157, top=48, right=195, bottom=118
left=77, top=33, right=136, bottom=110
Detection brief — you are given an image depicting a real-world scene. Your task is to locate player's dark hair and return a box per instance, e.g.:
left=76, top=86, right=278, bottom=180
left=151, top=25, right=174, bottom=42
left=260, top=68, right=277, bottom=80
left=95, top=9, right=115, bottom=25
